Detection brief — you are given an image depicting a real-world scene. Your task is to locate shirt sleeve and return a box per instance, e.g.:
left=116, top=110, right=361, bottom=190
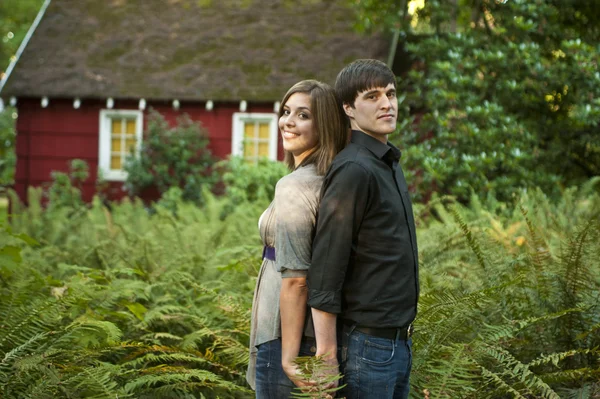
left=274, top=175, right=318, bottom=278
left=307, top=161, right=370, bottom=314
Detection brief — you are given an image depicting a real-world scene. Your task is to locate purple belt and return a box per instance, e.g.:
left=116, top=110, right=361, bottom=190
left=262, top=245, right=276, bottom=261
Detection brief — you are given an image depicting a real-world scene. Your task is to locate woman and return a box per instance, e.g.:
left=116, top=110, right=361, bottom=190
left=247, top=80, right=347, bottom=398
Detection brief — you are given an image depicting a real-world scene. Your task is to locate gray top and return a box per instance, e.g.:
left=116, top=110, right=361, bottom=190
left=246, top=163, right=323, bottom=389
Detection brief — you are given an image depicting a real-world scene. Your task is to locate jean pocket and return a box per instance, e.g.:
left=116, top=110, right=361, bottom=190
left=360, top=338, right=395, bottom=365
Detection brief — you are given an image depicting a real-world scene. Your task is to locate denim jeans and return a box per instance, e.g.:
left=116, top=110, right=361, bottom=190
left=339, top=328, right=412, bottom=399
left=255, top=337, right=315, bottom=399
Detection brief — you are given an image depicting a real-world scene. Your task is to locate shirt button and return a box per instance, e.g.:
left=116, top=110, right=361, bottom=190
left=310, top=346, right=316, bottom=353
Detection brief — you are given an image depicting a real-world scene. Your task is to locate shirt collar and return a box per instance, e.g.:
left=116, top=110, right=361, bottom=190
left=351, top=130, right=401, bottom=161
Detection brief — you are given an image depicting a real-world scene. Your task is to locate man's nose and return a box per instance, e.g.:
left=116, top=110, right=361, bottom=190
left=381, top=97, right=394, bottom=110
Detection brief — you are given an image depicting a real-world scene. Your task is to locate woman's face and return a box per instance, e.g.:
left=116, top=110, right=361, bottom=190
left=279, top=92, right=318, bottom=167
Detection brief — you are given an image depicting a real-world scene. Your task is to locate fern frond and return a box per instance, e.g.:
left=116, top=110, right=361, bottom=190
left=479, top=365, right=529, bottom=399
left=123, top=366, right=246, bottom=394
left=477, top=343, right=560, bottom=399
left=450, top=205, right=487, bottom=271
left=528, top=348, right=599, bottom=368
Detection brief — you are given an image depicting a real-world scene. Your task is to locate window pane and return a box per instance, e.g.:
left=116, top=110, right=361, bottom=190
left=125, top=119, right=136, bottom=135
left=244, top=123, right=255, bottom=138
left=258, top=123, right=270, bottom=139
left=243, top=141, right=255, bottom=157
left=111, top=137, right=122, bottom=152
left=110, top=156, right=122, bottom=170
left=258, top=142, right=269, bottom=156
left=111, top=118, right=122, bottom=134
left=125, top=138, right=137, bottom=152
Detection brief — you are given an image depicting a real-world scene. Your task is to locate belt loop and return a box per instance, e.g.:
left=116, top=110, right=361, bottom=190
left=394, top=328, right=401, bottom=342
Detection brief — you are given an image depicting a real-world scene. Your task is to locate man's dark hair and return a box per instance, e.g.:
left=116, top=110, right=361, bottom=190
left=334, top=59, right=396, bottom=107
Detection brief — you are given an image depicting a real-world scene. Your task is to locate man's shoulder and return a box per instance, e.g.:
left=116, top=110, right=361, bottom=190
left=330, top=143, right=378, bottom=172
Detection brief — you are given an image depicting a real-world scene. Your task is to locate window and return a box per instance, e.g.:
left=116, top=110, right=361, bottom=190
left=99, top=109, right=143, bottom=181
left=231, top=113, right=278, bottom=163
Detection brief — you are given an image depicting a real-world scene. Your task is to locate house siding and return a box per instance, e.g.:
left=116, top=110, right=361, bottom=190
left=13, top=98, right=283, bottom=203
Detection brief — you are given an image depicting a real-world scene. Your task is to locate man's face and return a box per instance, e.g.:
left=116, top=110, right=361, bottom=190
left=343, top=83, right=397, bottom=142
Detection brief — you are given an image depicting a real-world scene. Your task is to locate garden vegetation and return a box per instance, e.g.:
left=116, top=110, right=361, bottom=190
left=1, top=160, right=598, bottom=398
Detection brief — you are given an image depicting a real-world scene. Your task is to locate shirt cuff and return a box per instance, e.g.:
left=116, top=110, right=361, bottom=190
left=307, top=289, right=341, bottom=314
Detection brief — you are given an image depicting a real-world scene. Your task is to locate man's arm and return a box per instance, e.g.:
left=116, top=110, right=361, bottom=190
left=311, top=308, right=338, bottom=360
left=308, top=161, right=370, bottom=353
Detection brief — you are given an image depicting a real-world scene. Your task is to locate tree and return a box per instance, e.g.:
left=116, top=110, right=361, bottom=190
left=354, top=0, right=600, bottom=202
left=0, top=0, right=44, bottom=186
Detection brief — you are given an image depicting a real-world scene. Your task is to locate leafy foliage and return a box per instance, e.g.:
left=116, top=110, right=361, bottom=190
left=217, top=156, right=288, bottom=217
left=3, top=175, right=600, bottom=397
left=0, top=109, right=17, bottom=186
left=410, top=179, right=600, bottom=398
left=354, top=0, right=600, bottom=202
left=124, top=110, right=218, bottom=205
left=2, top=187, right=264, bottom=397
left=0, top=0, right=45, bottom=186
left=46, top=159, right=89, bottom=211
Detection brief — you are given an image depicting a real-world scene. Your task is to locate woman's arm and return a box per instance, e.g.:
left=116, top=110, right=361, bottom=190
left=280, top=275, right=308, bottom=385
left=273, top=173, right=320, bottom=387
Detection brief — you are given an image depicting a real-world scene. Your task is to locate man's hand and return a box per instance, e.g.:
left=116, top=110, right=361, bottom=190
left=314, top=349, right=340, bottom=393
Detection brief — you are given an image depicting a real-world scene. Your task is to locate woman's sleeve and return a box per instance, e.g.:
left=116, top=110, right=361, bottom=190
left=274, top=176, right=317, bottom=278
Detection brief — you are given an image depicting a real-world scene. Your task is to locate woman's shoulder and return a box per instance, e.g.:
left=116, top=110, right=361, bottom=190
left=275, top=164, right=323, bottom=196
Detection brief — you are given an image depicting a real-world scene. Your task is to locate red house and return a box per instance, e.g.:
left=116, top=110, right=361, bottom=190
left=0, top=0, right=389, bottom=202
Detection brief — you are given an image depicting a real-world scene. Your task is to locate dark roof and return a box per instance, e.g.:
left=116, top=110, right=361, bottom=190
left=2, top=0, right=389, bottom=102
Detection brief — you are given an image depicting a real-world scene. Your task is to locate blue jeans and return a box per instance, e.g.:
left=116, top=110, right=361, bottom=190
left=255, top=337, right=315, bottom=399
left=340, top=328, right=412, bottom=399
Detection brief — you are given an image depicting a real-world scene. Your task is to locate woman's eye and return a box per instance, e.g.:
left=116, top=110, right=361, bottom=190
left=283, top=110, right=291, bottom=115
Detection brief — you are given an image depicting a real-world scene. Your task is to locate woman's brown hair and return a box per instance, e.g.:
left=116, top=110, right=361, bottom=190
left=279, top=80, right=348, bottom=175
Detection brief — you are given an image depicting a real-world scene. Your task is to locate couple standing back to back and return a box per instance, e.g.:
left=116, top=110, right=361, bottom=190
left=247, top=59, right=420, bottom=399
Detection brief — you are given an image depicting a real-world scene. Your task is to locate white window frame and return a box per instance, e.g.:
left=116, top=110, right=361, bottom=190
left=231, top=112, right=278, bottom=161
left=99, top=109, right=143, bottom=181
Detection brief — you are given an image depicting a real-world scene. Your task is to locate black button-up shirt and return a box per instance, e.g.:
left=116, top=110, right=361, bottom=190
left=307, top=130, right=419, bottom=328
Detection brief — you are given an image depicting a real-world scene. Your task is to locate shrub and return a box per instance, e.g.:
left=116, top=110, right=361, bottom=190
left=124, top=110, right=218, bottom=205
left=4, top=171, right=599, bottom=397
left=218, top=156, right=288, bottom=217
left=46, top=159, right=89, bottom=212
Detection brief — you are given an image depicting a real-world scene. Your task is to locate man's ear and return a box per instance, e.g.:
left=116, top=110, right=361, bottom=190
left=343, top=103, right=354, bottom=118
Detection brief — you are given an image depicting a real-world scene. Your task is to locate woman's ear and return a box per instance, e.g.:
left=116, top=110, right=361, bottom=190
left=343, top=103, right=354, bottom=119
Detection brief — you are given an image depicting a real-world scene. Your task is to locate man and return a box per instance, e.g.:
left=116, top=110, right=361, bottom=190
left=307, top=59, right=419, bottom=398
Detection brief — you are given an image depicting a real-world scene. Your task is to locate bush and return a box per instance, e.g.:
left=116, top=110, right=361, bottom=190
left=46, top=159, right=89, bottom=211
left=3, top=169, right=599, bottom=397
left=124, top=110, right=218, bottom=205
left=218, top=156, right=288, bottom=217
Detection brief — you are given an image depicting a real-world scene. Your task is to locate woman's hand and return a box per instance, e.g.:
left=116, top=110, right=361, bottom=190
left=283, top=356, right=339, bottom=398
left=282, top=361, right=312, bottom=388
